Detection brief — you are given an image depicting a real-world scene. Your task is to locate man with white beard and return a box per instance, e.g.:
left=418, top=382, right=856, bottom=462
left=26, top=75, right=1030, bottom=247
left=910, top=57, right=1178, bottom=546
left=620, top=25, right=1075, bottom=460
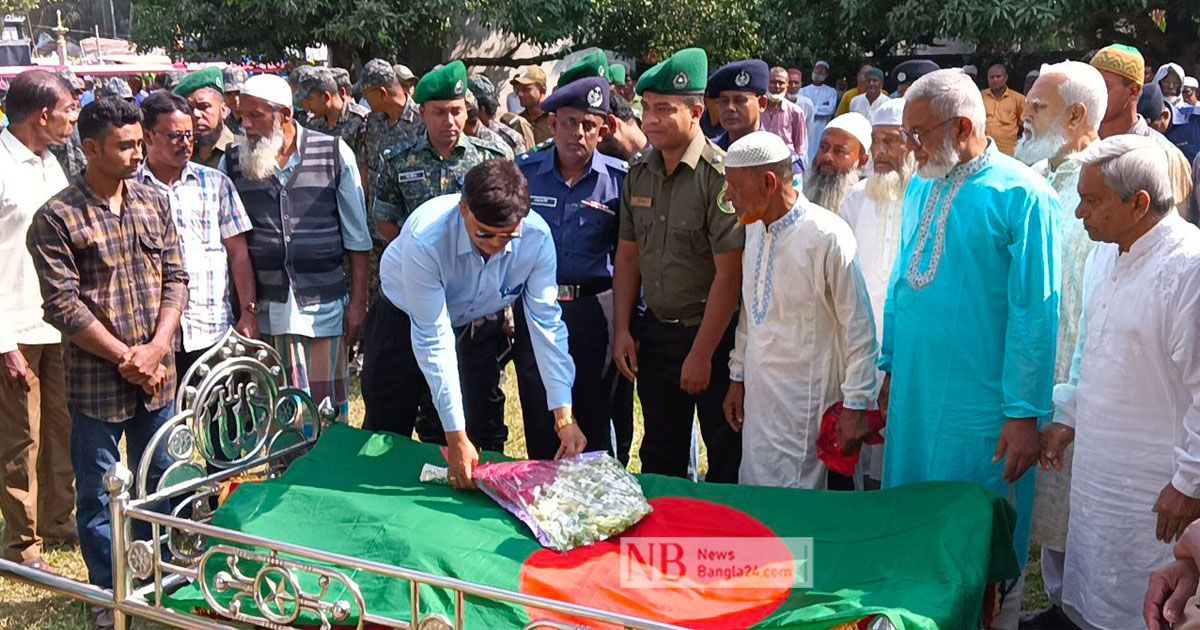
left=805, top=112, right=871, bottom=215
left=1009, top=60, right=1107, bottom=630
left=880, top=68, right=1060, bottom=629
left=840, top=98, right=913, bottom=488
left=219, top=74, right=372, bottom=421
left=1042, top=135, right=1200, bottom=630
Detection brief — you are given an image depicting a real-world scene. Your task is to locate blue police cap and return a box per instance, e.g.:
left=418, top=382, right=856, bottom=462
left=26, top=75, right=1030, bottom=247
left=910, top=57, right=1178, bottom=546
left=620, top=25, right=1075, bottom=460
left=891, top=59, right=939, bottom=85
left=705, top=59, right=769, bottom=98
left=542, top=76, right=610, bottom=116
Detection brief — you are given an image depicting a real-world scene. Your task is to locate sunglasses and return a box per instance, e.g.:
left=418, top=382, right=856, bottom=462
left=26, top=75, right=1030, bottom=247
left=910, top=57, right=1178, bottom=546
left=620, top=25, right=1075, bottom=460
left=473, top=229, right=522, bottom=241
left=153, top=130, right=195, bottom=144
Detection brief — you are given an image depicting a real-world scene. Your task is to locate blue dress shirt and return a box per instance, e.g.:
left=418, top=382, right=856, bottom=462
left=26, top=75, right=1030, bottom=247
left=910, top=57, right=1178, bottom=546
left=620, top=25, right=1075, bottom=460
left=380, top=193, right=574, bottom=432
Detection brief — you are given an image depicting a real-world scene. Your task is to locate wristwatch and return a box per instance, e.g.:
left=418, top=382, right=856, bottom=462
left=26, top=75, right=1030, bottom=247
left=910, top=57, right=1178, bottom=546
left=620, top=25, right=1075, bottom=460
left=554, top=415, right=576, bottom=431
left=243, top=301, right=259, bottom=315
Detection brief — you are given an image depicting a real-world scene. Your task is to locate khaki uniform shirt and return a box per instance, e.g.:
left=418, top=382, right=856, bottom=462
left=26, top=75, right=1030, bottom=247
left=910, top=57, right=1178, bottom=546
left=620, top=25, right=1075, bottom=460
left=618, top=132, right=744, bottom=326
left=520, top=108, right=553, bottom=145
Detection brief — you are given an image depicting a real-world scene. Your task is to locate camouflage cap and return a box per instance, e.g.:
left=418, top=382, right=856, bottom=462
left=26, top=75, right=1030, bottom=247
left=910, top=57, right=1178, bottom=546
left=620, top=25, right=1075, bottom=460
left=414, top=60, right=467, bottom=104
left=97, top=76, right=134, bottom=100
left=223, top=65, right=248, bottom=92
left=393, top=64, right=416, bottom=82
left=356, top=58, right=397, bottom=91
left=329, top=67, right=352, bottom=91
left=164, top=70, right=187, bottom=91
left=296, top=67, right=338, bottom=99
left=56, top=70, right=85, bottom=92
left=468, top=75, right=496, bottom=97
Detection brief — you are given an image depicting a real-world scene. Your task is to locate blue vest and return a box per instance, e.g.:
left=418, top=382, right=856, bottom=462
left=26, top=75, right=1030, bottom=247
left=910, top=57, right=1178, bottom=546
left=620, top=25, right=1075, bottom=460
left=227, top=130, right=345, bottom=306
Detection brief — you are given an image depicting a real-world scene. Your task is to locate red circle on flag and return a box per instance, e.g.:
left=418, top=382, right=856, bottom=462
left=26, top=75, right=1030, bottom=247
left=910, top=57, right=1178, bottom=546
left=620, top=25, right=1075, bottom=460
left=519, top=497, right=794, bottom=628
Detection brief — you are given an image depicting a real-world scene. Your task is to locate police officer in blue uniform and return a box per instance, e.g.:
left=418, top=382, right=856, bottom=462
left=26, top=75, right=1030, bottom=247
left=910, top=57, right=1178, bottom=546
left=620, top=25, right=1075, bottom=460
left=514, top=74, right=636, bottom=462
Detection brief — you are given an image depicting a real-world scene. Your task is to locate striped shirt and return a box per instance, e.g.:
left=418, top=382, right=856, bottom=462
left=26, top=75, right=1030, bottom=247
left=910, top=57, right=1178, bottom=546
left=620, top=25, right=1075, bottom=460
left=137, top=162, right=252, bottom=352
left=27, top=178, right=189, bottom=421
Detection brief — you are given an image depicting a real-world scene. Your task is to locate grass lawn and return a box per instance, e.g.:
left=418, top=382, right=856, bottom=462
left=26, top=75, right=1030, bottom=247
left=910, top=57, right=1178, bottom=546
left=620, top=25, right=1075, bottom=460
left=0, top=368, right=1047, bottom=628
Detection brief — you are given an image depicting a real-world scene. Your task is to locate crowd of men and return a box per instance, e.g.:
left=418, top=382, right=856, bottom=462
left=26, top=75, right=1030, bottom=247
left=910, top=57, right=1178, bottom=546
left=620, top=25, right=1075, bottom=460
left=4, top=42, right=1200, bottom=630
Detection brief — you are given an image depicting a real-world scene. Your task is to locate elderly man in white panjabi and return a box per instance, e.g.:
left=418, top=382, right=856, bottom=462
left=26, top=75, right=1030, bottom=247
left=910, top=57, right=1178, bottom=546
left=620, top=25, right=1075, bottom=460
left=841, top=97, right=913, bottom=487
left=721, top=131, right=878, bottom=490
left=1042, top=134, right=1200, bottom=630
left=1012, top=59, right=1108, bottom=627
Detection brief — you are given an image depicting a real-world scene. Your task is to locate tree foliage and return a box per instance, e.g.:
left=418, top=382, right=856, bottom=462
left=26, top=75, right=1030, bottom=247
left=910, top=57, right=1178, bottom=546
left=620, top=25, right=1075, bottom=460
left=128, top=0, right=1200, bottom=71
left=0, top=0, right=40, bottom=16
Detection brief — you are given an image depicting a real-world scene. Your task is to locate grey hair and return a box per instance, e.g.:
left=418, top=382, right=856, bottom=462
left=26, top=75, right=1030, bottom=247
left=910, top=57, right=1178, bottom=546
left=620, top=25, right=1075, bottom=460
left=1072, top=134, right=1174, bottom=215
left=905, top=69, right=987, bottom=139
left=1038, top=61, right=1108, bottom=130
left=770, top=66, right=788, bottom=77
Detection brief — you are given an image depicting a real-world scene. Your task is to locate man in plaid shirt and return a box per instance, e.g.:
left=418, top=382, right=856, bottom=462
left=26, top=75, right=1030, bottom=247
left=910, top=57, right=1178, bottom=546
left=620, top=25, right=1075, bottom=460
left=137, top=91, right=257, bottom=381
left=27, top=97, right=188, bottom=629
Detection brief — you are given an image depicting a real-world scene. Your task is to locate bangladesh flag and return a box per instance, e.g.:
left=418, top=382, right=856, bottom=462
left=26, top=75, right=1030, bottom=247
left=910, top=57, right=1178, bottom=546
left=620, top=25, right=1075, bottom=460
left=164, top=424, right=1018, bottom=628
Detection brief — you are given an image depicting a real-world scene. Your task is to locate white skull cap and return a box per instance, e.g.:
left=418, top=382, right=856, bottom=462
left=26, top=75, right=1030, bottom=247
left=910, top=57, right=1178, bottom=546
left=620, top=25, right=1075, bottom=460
left=824, top=112, right=873, bottom=152
left=872, top=98, right=906, bottom=127
left=726, top=131, right=793, bottom=168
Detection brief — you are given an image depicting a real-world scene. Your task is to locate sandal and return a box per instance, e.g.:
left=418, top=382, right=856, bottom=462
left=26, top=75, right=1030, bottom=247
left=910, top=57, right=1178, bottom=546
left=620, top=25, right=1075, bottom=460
left=20, top=557, right=59, bottom=575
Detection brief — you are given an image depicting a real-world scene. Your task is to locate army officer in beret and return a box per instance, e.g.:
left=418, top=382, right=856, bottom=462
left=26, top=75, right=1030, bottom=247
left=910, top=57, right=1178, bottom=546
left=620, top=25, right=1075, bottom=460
left=612, top=48, right=745, bottom=483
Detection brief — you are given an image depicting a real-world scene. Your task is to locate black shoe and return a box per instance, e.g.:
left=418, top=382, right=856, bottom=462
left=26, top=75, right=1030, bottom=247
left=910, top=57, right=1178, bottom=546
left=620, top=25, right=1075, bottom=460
left=1019, top=605, right=1078, bottom=629
left=90, top=606, right=115, bottom=630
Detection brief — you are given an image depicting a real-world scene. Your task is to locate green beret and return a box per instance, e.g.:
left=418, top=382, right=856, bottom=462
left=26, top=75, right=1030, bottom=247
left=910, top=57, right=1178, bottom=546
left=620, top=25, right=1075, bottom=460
left=558, top=50, right=608, bottom=87
left=173, top=67, right=223, bottom=97
left=608, top=63, right=627, bottom=86
left=636, top=48, right=707, bottom=96
left=414, top=60, right=468, bottom=104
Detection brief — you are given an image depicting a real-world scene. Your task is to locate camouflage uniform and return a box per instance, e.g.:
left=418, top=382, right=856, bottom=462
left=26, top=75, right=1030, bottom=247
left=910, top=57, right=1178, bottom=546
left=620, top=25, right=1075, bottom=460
left=485, top=119, right=527, bottom=154
left=368, top=132, right=507, bottom=297
left=49, top=130, right=86, bottom=180
left=223, top=65, right=248, bottom=135
left=364, top=101, right=422, bottom=172
left=473, top=124, right=514, bottom=159
left=298, top=69, right=371, bottom=169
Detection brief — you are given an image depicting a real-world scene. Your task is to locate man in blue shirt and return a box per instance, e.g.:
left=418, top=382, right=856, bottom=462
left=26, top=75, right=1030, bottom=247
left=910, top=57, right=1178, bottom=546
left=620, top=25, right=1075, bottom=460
left=375, top=160, right=586, bottom=488
left=514, top=74, right=634, bottom=463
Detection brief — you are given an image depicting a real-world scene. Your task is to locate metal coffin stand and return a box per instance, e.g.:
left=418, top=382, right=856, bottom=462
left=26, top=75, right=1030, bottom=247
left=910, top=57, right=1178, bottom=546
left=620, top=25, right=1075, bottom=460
left=0, top=329, right=688, bottom=630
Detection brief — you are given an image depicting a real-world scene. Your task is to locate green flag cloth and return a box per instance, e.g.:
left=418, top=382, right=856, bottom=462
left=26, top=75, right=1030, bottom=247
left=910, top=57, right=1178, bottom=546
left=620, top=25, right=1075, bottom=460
left=162, top=424, right=1017, bottom=628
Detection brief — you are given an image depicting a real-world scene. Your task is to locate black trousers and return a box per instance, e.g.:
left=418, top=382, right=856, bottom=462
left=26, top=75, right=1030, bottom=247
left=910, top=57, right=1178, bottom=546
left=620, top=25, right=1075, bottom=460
left=635, top=312, right=741, bottom=483
left=512, top=294, right=634, bottom=462
left=360, top=296, right=508, bottom=452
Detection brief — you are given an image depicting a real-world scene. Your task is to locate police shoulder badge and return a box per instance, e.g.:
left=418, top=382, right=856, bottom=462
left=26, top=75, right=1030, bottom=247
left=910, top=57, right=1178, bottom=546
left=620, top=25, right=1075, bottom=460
left=587, top=86, right=603, bottom=108
left=734, top=70, right=750, bottom=87
left=672, top=72, right=689, bottom=90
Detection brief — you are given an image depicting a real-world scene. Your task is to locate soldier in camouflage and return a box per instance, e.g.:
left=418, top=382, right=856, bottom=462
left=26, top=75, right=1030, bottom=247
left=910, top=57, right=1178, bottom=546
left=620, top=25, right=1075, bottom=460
left=463, top=88, right=514, bottom=160
left=49, top=71, right=87, bottom=179
left=296, top=67, right=370, bottom=175
left=358, top=59, right=424, bottom=192
left=468, top=75, right=527, bottom=154
left=222, top=64, right=247, bottom=134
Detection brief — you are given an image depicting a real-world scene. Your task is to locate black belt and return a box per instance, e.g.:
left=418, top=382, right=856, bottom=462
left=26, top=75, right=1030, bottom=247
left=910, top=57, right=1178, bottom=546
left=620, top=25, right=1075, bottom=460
left=556, top=280, right=612, bottom=302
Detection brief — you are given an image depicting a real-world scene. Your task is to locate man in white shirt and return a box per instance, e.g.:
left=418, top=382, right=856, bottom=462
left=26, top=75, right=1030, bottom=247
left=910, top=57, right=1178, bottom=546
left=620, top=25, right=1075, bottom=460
left=800, top=61, right=839, bottom=165
left=137, top=91, right=257, bottom=381
left=850, top=68, right=891, bottom=122
left=722, top=131, right=878, bottom=490
left=840, top=98, right=913, bottom=488
left=0, top=70, right=78, bottom=573
left=1042, top=134, right=1200, bottom=629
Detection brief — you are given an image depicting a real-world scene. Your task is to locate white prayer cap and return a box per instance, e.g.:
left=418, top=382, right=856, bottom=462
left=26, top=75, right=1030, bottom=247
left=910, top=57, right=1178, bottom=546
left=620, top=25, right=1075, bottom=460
left=815, top=60, right=830, bottom=69
left=726, top=131, right=792, bottom=168
left=962, top=64, right=978, bottom=76
left=823, top=112, right=873, bottom=152
left=1186, top=76, right=1199, bottom=89
left=241, top=74, right=292, bottom=110
left=872, top=98, right=905, bottom=127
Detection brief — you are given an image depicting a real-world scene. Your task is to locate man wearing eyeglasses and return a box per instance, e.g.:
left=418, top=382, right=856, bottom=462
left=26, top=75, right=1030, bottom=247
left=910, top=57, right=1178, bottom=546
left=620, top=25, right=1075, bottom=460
left=376, top=159, right=584, bottom=489
left=879, top=68, right=1060, bottom=628
left=137, top=91, right=257, bottom=381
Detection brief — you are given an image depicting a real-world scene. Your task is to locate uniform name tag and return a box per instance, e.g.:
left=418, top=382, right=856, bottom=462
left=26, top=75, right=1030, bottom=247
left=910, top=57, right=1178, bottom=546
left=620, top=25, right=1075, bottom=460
left=396, top=170, right=426, bottom=183
left=531, top=195, right=558, bottom=207
left=631, top=196, right=653, bottom=207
